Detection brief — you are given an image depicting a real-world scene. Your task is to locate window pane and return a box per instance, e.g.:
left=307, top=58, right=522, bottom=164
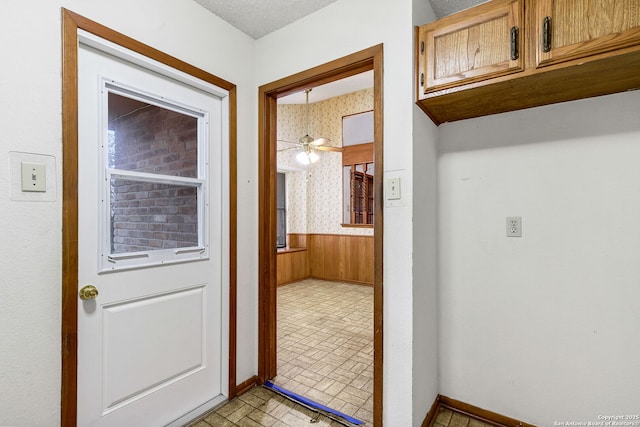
left=276, top=209, right=286, bottom=248
left=276, top=172, right=286, bottom=248
left=343, top=166, right=351, bottom=223
left=343, top=163, right=374, bottom=225
left=111, top=179, right=199, bottom=253
left=276, top=173, right=286, bottom=209
left=353, top=172, right=365, bottom=224
left=108, top=92, right=198, bottom=178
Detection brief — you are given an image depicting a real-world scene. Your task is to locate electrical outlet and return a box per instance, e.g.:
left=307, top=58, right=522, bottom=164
left=506, top=216, right=522, bottom=237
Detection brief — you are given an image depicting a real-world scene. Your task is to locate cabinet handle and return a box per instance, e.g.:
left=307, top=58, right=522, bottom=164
left=542, top=16, right=552, bottom=53
left=510, top=26, right=519, bottom=60
left=420, top=73, right=424, bottom=87
left=420, top=41, right=425, bottom=54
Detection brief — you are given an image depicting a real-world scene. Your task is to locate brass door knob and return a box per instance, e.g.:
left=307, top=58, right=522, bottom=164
left=79, top=285, right=99, bottom=300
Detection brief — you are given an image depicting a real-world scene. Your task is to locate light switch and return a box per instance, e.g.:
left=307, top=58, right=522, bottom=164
left=386, top=177, right=401, bottom=200
left=21, top=162, right=46, bottom=192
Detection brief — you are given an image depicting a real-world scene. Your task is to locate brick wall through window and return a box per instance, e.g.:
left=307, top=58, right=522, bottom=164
left=108, top=96, right=200, bottom=253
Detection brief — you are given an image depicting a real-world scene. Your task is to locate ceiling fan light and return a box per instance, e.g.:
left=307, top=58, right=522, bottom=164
left=308, top=151, right=320, bottom=163
left=296, top=150, right=311, bottom=165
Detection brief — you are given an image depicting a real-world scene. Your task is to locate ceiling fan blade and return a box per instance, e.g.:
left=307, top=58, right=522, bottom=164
left=314, top=145, right=343, bottom=152
left=310, top=137, right=330, bottom=146
left=277, top=139, right=302, bottom=145
left=277, top=146, right=300, bottom=152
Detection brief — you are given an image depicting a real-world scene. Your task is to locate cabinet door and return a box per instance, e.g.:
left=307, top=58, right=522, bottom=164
left=536, top=0, right=640, bottom=67
left=418, top=0, right=524, bottom=95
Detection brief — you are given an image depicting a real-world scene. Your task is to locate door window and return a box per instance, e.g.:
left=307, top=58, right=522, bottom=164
left=101, top=85, right=209, bottom=271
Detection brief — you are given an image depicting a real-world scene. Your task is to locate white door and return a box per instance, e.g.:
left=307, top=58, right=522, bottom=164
left=77, top=32, right=229, bottom=427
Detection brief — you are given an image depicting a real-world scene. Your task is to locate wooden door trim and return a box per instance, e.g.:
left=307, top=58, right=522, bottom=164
left=258, top=44, right=384, bottom=426
left=61, top=9, right=238, bottom=426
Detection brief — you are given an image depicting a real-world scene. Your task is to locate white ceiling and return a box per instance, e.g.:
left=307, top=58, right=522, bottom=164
left=192, top=0, right=486, bottom=101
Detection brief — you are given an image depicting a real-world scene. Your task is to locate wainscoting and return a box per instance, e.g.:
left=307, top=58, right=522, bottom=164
left=276, top=248, right=310, bottom=285
left=276, top=233, right=374, bottom=286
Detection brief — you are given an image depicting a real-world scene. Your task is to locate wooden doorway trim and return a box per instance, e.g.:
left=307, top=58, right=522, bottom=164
left=258, top=44, right=384, bottom=426
left=61, top=9, right=238, bottom=426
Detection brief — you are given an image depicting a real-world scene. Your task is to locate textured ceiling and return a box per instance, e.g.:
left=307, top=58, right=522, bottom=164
left=193, top=0, right=341, bottom=39
left=429, top=0, right=488, bottom=18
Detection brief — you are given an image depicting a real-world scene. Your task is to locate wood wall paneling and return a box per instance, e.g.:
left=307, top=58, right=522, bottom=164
left=277, top=249, right=310, bottom=285
left=277, top=233, right=374, bottom=286
left=342, top=143, right=374, bottom=165
left=287, top=233, right=307, bottom=249
left=308, top=234, right=374, bottom=285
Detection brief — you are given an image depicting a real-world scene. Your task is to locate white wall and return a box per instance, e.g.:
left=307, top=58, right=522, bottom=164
left=0, top=1, right=257, bottom=425
left=411, top=0, right=440, bottom=424
left=438, top=90, right=640, bottom=425
left=412, top=102, right=439, bottom=425
left=256, top=0, right=429, bottom=424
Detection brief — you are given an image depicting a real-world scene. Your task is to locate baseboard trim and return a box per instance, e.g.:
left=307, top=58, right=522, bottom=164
left=236, top=375, right=260, bottom=396
left=277, top=275, right=312, bottom=286
left=309, top=275, right=373, bottom=286
left=421, top=394, right=441, bottom=427
left=422, top=394, right=536, bottom=427
left=277, top=276, right=373, bottom=287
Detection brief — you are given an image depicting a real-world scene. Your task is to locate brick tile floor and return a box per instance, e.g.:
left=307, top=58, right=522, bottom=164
left=188, top=279, right=374, bottom=426
left=273, top=279, right=374, bottom=425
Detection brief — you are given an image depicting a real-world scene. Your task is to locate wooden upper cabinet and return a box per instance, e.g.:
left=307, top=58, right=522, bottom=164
left=418, top=0, right=524, bottom=95
left=536, top=0, right=640, bottom=67
left=415, top=0, right=640, bottom=124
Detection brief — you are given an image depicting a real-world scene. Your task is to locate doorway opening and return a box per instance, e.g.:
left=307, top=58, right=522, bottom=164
left=258, top=45, right=383, bottom=426
left=273, top=74, right=375, bottom=423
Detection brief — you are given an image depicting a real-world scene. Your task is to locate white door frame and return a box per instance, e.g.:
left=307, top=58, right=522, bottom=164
left=61, top=9, right=238, bottom=426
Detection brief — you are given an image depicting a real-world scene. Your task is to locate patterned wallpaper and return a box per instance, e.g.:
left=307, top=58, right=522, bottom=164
left=277, top=88, right=374, bottom=237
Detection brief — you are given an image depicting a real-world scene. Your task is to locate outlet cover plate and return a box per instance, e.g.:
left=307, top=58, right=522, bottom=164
left=506, top=216, right=522, bottom=237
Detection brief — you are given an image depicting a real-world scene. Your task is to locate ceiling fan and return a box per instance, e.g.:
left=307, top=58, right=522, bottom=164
left=277, top=88, right=343, bottom=165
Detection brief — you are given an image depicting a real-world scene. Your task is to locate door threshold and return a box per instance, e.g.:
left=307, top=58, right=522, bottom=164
left=264, top=381, right=365, bottom=426
left=165, top=394, right=228, bottom=427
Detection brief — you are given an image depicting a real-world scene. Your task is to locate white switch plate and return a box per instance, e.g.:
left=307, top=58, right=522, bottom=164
left=506, top=216, right=522, bottom=237
left=21, top=162, right=46, bottom=192
left=386, top=177, right=401, bottom=200
left=10, top=152, right=56, bottom=202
